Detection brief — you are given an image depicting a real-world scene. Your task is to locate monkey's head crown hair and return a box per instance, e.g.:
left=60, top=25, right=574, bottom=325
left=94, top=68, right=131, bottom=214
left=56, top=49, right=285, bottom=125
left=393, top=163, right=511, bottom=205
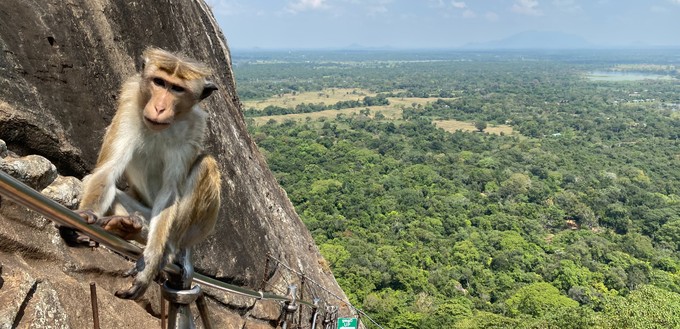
left=143, top=47, right=212, bottom=80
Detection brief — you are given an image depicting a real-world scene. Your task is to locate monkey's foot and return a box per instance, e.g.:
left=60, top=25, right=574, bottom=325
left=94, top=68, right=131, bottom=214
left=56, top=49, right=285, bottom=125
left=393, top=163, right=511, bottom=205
left=115, top=280, right=148, bottom=300
left=122, top=257, right=145, bottom=277
left=57, top=210, right=101, bottom=247
left=58, top=226, right=99, bottom=247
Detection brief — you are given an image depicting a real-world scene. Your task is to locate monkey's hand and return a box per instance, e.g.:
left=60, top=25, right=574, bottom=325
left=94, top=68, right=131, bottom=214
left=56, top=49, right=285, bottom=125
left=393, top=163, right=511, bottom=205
left=76, top=209, right=99, bottom=224
left=98, top=213, right=144, bottom=241
left=67, top=210, right=143, bottom=246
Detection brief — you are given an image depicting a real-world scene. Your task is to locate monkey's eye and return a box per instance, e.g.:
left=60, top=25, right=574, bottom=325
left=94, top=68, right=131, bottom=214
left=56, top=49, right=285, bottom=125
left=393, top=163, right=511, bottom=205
left=170, top=85, right=186, bottom=93
left=152, top=78, right=166, bottom=87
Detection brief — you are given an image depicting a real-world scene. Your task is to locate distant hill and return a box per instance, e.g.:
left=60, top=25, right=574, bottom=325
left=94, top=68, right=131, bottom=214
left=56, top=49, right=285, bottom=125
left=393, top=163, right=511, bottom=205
left=465, top=30, right=591, bottom=49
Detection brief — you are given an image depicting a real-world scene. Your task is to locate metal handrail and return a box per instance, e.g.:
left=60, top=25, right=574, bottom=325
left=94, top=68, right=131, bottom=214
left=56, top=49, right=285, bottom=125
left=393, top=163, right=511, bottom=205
left=0, top=169, right=307, bottom=305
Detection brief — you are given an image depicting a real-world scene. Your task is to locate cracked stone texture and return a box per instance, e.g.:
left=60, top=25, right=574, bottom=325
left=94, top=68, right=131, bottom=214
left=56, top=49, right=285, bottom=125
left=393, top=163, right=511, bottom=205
left=0, top=0, right=352, bottom=327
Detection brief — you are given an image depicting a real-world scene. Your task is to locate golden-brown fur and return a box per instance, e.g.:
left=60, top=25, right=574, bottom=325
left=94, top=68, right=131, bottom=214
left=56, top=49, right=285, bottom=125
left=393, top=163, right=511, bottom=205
left=77, top=47, right=220, bottom=300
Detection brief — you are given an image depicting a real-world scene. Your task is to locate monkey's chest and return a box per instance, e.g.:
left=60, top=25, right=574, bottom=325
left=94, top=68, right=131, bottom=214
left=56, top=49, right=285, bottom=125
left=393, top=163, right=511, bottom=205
left=125, top=155, right=166, bottom=205
left=124, top=124, right=199, bottom=206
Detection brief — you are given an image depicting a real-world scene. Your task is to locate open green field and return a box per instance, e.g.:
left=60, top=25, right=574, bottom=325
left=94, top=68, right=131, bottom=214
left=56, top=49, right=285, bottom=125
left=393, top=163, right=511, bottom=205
left=243, top=88, right=372, bottom=110
left=249, top=105, right=403, bottom=125
left=433, top=119, right=514, bottom=135
left=251, top=111, right=513, bottom=136
left=244, top=89, right=516, bottom=134
left=243, top=88, right=453, bottom=110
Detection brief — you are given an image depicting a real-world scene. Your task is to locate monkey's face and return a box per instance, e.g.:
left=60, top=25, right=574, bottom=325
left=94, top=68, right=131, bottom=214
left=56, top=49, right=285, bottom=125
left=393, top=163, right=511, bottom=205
left=142, top=71, right=197, bottom=132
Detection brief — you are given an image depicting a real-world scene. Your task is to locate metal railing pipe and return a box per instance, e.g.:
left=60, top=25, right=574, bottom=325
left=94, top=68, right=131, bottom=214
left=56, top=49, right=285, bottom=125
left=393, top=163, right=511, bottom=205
left=0, top=170, right=142, bottom=258
left=0, top=169, right=312, bottom=306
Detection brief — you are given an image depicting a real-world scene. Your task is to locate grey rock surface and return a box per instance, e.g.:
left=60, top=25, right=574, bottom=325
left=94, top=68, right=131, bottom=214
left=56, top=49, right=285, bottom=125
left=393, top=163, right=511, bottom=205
left=0, top=154, right=58, bottom=191
left=0, top=0, right=352, bottom=327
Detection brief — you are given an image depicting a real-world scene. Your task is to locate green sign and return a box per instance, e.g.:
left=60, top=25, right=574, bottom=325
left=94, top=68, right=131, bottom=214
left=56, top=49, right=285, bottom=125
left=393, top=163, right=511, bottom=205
left=337, top=317, right=358, bottom=329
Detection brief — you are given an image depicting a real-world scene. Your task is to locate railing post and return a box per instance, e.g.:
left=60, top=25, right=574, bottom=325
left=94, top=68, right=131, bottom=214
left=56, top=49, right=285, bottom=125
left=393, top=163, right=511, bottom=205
left=310, top=298, right=321, bottom=329
left=322, top=305, right=338, bottom=329
left=162, top=248, right=199, bottom=329
left=281, top=285, right=298, bottom=329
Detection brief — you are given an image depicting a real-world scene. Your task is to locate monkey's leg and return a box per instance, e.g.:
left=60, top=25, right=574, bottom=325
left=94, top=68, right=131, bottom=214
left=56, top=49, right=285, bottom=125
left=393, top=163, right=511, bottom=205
left=176, top=155, right=221, bottom=248
left=115, top=155, right=221, bottom=300
left=112, top=189, right=152, bottom=220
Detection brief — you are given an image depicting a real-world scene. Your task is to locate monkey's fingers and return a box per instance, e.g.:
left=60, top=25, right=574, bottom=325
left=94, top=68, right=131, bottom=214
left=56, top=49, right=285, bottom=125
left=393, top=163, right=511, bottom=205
left=121, top=216, right=143, bottom=231
left=102, top=216, right=143, bottom=231
left=122, top=267, right=138, bottom=278
left=75, top=232, right=99, bottom=247
left=122, top=257, right=145, bottom=277
left=74, top=209, right=99, bottom=224
left=57, top=226, right=99, bottom=247
left=100, top=215, right=143, bottom=240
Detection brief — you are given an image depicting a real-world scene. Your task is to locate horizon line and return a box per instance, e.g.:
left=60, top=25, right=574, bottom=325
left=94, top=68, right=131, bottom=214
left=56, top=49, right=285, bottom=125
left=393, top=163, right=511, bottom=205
left=231, top=45, right=680, bottom=52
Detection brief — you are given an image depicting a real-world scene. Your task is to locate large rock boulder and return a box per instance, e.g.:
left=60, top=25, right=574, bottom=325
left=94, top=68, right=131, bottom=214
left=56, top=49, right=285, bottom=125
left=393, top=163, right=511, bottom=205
left=0, top=0, right=352, bottom=327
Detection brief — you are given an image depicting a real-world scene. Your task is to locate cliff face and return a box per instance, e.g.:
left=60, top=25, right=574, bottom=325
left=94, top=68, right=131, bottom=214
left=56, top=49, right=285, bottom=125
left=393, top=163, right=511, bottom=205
left=0, top=0, right=350, bottom=327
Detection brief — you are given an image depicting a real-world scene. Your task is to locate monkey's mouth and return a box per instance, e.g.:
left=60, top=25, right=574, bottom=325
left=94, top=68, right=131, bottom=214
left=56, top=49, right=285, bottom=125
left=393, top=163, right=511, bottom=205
left=144, top=117, right=171, bottom=130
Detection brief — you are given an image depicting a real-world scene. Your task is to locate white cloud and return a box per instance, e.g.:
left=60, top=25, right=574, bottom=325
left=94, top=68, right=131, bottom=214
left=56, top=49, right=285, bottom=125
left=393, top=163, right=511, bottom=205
left=670, top=0, right=680, bottom=5
left=553, top=0, right=581, bottom=12
left=206, top=0, right=246, bottom=16
left=331, top=0, right=393, bottom=16
left=462, top=9, right=476, bottom=18
left=367, top=5, right=389, bottom=15
left=452, top=1, right=467, bottom=9
left=427, top=0, right=447, bottom=8
left=286, top=0, right=329, bottom=13
left=360, top=0, right=393, bottom=15
left=512, top=0, right=543, bottom=16
left=485, top=11, right=500, bottom=21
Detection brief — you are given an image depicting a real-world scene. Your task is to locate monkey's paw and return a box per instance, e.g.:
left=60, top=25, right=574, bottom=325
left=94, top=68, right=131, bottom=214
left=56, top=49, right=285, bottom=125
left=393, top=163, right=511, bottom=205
left=99, top=214, right=144, bottom=241
left=123, top=257, right=145, bottom=277
left=75, top=209, right=99, bottom=224
left=57, top=209, right=101, bottom=247
left=115, top=257, right=148, bottom=300
left=115, top=280, right=149, bottom=300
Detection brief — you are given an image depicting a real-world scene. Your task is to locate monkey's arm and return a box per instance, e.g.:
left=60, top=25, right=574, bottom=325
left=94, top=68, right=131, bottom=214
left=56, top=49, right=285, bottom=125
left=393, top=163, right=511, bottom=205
left=78, top=114, right=138, bottom=216
left=72, top=112, right=140, bottom=245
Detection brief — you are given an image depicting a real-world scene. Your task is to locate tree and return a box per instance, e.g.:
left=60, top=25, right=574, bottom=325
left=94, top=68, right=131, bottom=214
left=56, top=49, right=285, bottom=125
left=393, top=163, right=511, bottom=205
left=506, top=282, right=579, bottom=317
left=604, top=285, right=680, bottom=328
left=475, top=121, right=487, bottom=132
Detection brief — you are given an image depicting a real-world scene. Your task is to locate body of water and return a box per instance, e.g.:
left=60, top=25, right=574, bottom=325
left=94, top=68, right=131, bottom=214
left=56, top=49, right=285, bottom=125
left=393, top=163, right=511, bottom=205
left=587, top=71, right=675, bottom=81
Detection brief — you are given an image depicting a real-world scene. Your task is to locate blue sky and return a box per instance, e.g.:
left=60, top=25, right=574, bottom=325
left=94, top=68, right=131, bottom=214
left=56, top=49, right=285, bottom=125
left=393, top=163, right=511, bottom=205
left=208, top=0, right=680, bottom=49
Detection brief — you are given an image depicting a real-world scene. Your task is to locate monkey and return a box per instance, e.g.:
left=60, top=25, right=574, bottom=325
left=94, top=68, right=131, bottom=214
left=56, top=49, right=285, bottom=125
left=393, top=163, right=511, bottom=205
left=75, top=47, right=221, bottom=300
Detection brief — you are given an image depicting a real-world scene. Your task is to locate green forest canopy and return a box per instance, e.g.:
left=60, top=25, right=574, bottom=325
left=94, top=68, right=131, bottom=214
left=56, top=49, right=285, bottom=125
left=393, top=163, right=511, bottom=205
left=235, top=49, right=680, bottom=329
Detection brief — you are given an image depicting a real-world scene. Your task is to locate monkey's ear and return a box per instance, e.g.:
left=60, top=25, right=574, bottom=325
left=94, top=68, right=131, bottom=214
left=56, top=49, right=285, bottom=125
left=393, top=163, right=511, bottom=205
left=200, top=81, right=218, bottom=100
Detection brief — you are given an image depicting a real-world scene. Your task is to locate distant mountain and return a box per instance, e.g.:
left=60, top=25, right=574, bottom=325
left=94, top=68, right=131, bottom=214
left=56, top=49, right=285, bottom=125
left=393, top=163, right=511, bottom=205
left=465, top=31, right=591, bottom=49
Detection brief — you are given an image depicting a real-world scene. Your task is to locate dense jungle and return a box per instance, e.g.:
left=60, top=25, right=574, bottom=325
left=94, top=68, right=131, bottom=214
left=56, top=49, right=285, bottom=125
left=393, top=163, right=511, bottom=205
left=234, top=49, right=680, bottom=328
